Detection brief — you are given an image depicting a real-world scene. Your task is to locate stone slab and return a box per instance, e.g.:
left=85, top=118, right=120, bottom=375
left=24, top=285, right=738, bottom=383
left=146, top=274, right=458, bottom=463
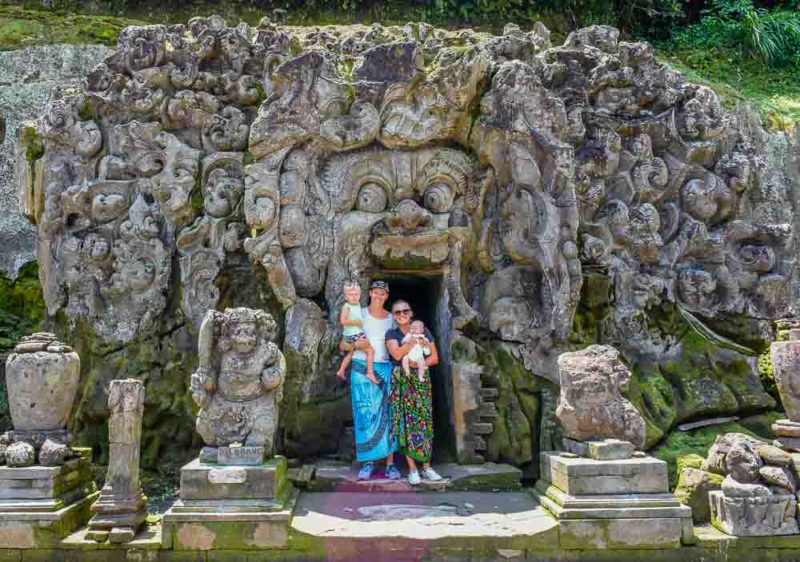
left=562, top=438, right=635, bottom=460
left=179, top=457, right=287, bottom=501
left=308, top=462, right=521, bottom=493
left=0, top=490, right=98, bottom=548
left=558, top=516, right=684, bottom=550
left=541, top=451, right=668, bottom=495
left=535, top=482, right=693, bottom=517
left=61, top=524, right=163, bottom=550
left=774, top=437, right=800, bottom=452
left=290, top=491, right=558, bottom=551
left=162, top=489, right=296, bottom=551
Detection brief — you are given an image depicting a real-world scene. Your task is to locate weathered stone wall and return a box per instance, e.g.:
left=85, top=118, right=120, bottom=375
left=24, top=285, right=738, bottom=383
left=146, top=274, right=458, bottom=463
left=10, top=19, right=800, bottom=472
left=0, top=44, right=111, bottom=278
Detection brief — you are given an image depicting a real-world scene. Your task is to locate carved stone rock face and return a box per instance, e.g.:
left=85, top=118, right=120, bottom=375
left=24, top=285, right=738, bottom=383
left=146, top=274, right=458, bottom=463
left=15, top=18, right=796, bottom=462
left=555, top=345, right=646, bottom=448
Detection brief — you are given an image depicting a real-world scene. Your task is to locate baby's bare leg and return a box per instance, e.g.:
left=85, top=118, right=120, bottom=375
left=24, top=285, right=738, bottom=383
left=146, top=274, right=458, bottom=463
left=355, top=339, right=379, bottom=385
left=402, top=354, right=411, bottom=377
left=337, top=349, right=354, bottom=379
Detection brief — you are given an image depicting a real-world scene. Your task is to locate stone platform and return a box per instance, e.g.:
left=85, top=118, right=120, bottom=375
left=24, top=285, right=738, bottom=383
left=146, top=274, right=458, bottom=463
left=534, top=451, right=693, bottom=550
left=0, top=448, right=98, bottom=548
left=291, top=491, right=557, bottom=558
left=162, top=456, right=297, bottom=550
left=304, top=462, right=522, bottom=493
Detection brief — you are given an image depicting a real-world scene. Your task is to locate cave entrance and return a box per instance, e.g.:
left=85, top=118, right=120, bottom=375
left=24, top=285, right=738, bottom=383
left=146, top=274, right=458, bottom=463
left=376, top=273, right=456, bottom=463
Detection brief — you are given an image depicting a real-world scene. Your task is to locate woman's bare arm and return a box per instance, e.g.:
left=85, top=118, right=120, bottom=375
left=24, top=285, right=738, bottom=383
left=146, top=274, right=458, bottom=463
left=387, top=338, right=417, bottom=361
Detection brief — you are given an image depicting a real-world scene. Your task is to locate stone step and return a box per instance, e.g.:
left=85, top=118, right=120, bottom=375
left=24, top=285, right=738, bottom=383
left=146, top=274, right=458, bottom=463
left=301, top=462, right=522, bottom=493
left=291, top=490, right=557, bottom=556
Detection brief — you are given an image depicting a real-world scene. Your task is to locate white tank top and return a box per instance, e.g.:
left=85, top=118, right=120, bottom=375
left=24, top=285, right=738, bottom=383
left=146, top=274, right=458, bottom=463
left=353, top=307, right=395, bottom=363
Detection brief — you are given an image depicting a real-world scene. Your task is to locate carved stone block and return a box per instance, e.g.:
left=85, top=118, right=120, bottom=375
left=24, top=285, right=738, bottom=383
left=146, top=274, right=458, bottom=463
left=710, top=489, right=799, bottom=536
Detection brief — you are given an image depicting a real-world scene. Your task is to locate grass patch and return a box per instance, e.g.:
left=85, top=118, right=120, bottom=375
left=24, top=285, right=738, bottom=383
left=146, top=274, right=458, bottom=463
left=657, top=46, right=800, bottom=130
left=0, top=6, right=144, bottom=50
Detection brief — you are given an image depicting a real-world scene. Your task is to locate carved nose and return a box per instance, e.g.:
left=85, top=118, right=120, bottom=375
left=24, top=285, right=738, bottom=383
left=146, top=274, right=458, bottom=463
left=396, top=199, right=429, bottom=229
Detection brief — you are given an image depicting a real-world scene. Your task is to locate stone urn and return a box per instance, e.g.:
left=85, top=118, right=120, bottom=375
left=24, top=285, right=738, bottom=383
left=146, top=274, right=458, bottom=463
left=5, top=333, right=80, bottom=441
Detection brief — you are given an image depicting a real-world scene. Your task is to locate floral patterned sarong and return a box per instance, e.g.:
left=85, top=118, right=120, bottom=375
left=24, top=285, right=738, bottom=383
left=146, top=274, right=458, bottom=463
left=390, top=365, right=433, bottom=463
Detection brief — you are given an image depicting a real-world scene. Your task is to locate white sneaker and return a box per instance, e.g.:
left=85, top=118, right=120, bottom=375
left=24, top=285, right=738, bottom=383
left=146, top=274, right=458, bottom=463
left=421, top=467, right=442, bottom=481
left=408, top=470, right=421, bottom=485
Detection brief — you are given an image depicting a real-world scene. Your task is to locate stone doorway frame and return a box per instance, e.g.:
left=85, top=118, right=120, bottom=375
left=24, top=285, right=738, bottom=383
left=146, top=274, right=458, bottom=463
left=371, top=270, right=457, bottom=462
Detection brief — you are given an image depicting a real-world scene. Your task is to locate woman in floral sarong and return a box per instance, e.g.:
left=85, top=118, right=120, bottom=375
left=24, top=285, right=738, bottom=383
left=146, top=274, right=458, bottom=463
left=385, top=300, right=442, bottom=485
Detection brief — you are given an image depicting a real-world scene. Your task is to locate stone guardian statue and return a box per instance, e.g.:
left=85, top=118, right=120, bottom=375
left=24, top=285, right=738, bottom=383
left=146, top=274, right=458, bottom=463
left=191, top=308, right=285, bottom=463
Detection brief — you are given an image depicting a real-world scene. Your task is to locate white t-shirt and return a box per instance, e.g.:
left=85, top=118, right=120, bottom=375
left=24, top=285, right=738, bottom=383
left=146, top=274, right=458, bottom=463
left=353, top=307, right=395, bottom=363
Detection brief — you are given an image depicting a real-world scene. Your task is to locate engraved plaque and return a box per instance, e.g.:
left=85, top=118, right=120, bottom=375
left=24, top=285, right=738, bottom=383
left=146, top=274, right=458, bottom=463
left=208, top=468, right=247, bottom=484
left=217, top=446, right=265, bottom=465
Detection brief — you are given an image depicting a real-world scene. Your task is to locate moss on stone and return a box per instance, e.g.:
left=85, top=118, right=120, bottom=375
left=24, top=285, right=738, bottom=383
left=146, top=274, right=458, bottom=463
left=19, top=124, right=44, bottom=163
left=653, top=413, right=778, bottom=489
left=677, top=453, right=704, bottom=473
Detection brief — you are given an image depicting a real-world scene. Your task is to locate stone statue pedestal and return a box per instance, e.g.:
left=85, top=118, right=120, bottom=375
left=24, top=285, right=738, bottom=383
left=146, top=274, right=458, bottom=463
left=0, top=448, right=98, bottom=548
left=162, top=456, right=296, bottom=551
left=534, top=451, right=693, bottom=549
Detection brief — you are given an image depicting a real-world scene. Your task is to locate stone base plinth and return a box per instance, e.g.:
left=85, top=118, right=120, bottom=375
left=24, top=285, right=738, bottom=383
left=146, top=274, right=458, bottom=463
left=163, top=456, right=295, bottom=550
left=0, top=448, right=97, bottom=548
left=179, top=456, right=288, bottom=501
left=535, top=451, right=692, bottom=550
left=0, top=491, right=99, bottom=548
left=0, top=449, right=95, bottom=508
left=540, top=450, right=669, bottom=495
left=710, top=490, right=799, bottom=536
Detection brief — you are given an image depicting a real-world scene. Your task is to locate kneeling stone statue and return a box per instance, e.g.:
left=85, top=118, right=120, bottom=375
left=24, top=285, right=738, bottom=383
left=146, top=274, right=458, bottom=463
left=191, top=307, right=285, bottom=463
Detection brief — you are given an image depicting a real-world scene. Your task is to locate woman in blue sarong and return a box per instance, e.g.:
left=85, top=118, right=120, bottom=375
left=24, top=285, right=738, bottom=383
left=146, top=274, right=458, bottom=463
left=343, top=280, right=401, bottom=480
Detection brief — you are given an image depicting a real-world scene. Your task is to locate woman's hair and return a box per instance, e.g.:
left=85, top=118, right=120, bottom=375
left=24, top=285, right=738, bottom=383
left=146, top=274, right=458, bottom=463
left=392, top=299, right=412, bottom=312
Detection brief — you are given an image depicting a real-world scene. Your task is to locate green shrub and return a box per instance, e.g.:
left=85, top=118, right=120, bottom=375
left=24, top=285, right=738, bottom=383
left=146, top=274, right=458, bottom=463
left=673, top=0, right=800, bottom=67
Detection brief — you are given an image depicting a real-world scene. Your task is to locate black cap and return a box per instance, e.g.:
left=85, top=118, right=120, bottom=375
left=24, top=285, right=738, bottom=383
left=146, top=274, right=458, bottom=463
left=369, top=280, right=389, bottom=291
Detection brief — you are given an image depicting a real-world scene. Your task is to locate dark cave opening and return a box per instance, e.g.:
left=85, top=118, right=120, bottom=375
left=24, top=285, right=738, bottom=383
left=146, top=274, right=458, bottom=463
left=374, top=273, right=456, bottom=463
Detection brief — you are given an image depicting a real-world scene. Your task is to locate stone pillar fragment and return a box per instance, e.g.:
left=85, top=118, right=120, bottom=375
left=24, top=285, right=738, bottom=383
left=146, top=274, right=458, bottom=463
left=87, top=379, right=147, bottom=543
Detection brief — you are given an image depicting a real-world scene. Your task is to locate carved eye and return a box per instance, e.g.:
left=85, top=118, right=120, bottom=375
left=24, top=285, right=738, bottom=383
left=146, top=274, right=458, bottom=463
left=356, top=183, right=387, bottom=213
left=423, top=182, right=454, bottom=213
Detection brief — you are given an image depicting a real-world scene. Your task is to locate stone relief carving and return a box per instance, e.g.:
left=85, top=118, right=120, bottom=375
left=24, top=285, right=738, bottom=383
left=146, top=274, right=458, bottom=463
left=704, top=433, right=799, bottom=536
left=16, top=17, right=795, bottom=461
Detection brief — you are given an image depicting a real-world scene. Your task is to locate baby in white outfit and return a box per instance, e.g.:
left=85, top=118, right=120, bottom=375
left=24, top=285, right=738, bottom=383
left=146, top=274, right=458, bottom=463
left=402, top=320, right=431, bottom=382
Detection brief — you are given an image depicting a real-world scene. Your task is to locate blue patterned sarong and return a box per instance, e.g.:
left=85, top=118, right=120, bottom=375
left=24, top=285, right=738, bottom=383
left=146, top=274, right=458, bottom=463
left=351, top=359, right=396, bottom=462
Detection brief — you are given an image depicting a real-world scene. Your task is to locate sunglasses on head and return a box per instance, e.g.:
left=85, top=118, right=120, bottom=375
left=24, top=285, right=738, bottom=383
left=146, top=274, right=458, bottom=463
left=393, top=308, right=412, bottom=315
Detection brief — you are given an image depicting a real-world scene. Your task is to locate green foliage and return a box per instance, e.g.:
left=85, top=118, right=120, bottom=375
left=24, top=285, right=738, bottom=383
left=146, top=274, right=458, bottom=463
left=653, top=413, right=778, bottom=488
left=0, top=6, right=144, bottom=50
left=671, top=0, right=800, bottom=67
left=657, top=46, right=800, bottom=130
left=0, top=262, right=45, bottom=354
